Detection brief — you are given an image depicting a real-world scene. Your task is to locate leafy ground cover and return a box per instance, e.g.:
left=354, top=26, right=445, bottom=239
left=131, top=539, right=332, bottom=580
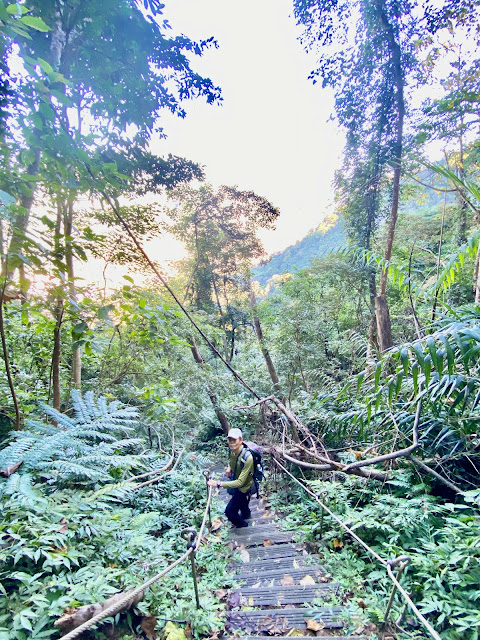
left=0, top=393, right=233, bottom=640
left=268, top=468, right=480, bottom=640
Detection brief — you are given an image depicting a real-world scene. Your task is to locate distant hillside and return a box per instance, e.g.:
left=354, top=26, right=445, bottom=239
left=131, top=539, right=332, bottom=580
left=253, top=168, right=460, bottom=288
left=254, top=213, right=344, bottom=287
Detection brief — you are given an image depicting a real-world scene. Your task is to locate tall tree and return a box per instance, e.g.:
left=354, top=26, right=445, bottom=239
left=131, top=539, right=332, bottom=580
left=293, top=0, right=477, bottom=351
left=0, top=0, right=221, bottom=417
left=294, top=0, right=419, bottom=351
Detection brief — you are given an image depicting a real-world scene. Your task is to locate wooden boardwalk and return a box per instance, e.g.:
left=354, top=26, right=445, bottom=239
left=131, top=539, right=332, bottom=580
left=216, top=485, right=366, bottom=639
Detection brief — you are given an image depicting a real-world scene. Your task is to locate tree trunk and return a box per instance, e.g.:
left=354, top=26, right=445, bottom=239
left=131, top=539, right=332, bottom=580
left=6, top=10, right=66, bottom=280
left=189, top=335, right=230, bottom=433
left=374, top=1, right=405, bottom=352
left=375, top=294, right=393, bottom=354
left=64, top=200, right=81, bottom=388
left=249, top=282, right=282, bottom=395
left=6, top=151, right=41, bottom=279
left=52, top=298, right=64, bottom=411
left=0, top=284, right=21, bottom=429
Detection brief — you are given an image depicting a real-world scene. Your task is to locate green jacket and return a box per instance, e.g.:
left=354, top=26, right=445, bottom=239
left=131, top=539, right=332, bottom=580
left=222, top=447, right=253, bottom=493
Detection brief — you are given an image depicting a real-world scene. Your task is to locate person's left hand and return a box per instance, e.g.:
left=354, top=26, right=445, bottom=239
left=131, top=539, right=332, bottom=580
left=207, top=479, right=219, bottom=487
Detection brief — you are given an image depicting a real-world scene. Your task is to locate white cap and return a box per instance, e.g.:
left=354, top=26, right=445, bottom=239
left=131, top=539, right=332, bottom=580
left=227, top=428, right=243, bottom=439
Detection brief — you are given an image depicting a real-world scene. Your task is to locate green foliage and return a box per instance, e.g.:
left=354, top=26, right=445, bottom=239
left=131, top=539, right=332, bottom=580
left=0, top=395, right=231, bottom=640
left=0, top=391, right=144, bottom=485
left=270, top=470, right=480, bottom=639
left=253, top=215, right=344, bottom=287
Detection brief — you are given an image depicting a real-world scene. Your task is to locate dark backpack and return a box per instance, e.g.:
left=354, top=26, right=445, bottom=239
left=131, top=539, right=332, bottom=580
left=239, top=441, right=264, bottom=498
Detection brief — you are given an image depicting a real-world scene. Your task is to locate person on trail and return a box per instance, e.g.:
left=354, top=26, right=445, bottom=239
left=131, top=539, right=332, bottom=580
left=207, top=428, right=253, bottom=529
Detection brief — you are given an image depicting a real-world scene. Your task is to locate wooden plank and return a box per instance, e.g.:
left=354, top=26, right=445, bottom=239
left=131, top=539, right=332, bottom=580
left=231, top=554, right=321, bottom=573
left=227, top=606, right=344, bottom=633
left=246, top=544, right=303, bottom=561
left=233, top=583, right=339, bottom=605
left=229, top=531, right=294, bottom=547
left=236, top=565, right=326, bottom=587
left=228, top=545, right=320, bottom=573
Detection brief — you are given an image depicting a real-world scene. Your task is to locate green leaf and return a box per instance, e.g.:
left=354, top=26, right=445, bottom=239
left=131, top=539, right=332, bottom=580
left=356, top=372, right=364, bottom=394
left=20, top=16, right=51, bottom=32
left=6, top=3, right=24, bottom=15
left=97, top=305, right=114, bottom=321
left=412, top=362, right=419, bottom=395
left=374, top=362, right=381, bottom=392
left=123, top=275, right=134, bottom=284
left=424, top=355, right=432, bottom=387
left=37, top=57, right=53, bottom=75
left=395, top=372, right=403, bottom=398
left=412, top=344, right=425, bottom=369
left=72, top=321, right=87, bottom=335
left=400, top=348, right=409, bottom=376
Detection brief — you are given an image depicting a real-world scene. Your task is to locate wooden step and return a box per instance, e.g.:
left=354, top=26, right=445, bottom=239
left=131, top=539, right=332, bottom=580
left=236, top=565, right=326, bottom=587
left=242, top=637, right=366, bottom=639
left=246, top=515, right=276, bottom=525
left=229, top=529, right=294, bottom=547
left=227, top=606, right=344, bottom=634
left=230, top=527, right=293, bottom=547
left=232, top=582, right=339, bottom=606
left=232, top=554, right=321, bottom=574
left=246, top=543, right=304, bottom=561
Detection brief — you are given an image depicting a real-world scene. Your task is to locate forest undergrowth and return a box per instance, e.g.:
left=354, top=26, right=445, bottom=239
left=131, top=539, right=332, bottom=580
left=269, top=467, right=480, bottom=640
left=0, top=393, right=235, bottom=640
left=1, top=1, right=480, bottom=639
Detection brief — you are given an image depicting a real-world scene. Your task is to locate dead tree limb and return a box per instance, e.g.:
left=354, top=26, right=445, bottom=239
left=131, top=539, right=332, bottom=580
left=408, top=455, right=464, bottom=495
left=131, top=450, right=185, bottom=491
left=342, top=400, right=422, bottom=473
left=268, top=447, right=390, bottom=482
left=0, top=461, right=23, bottom=477
left=54, top=588, right=145, bottom=634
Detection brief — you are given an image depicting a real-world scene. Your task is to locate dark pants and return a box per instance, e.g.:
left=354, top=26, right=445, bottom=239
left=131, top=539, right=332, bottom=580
left=225, top=489, right=251, bottom=528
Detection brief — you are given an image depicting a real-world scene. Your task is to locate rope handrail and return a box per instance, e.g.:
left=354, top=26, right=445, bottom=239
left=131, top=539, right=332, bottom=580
left=272, top=456, right=443, bottom=640
left=59, top=485, right=213, bottom=640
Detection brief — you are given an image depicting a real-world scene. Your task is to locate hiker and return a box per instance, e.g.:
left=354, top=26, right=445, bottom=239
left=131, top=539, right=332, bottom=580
left=207, top=428, right=253, bottom=528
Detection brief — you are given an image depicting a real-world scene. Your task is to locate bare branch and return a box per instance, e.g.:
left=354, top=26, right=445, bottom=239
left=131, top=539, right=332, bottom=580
left=408, top=455, right=464, bottom=495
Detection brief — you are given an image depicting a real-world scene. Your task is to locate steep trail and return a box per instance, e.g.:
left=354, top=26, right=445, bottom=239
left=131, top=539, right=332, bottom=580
left=213, top=477, right=368, bottom=639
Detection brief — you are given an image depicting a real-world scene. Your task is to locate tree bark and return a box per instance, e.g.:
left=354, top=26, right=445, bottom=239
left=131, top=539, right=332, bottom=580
left=0, top=284, right=21, bottom=429
left=64, top=200, right=81, bottom=388
left=51, top=199, right=64, bottom=411
left=375, top=294, right=393, bottom=354
left=5, top=150, right=41, bottom=279
left=52, top=298, right=64, bottom=411
left=6, top=9, right=66, bottom=280
left=474, top=240, right=480, bottom=305
left=249, top=282, right=282, bottom=395
left=189, top=335, right=230, bottom=433
left=374, top=1, right=405, bottom=352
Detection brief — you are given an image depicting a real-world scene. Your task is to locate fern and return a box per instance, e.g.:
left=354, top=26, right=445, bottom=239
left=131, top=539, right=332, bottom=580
left=0, top=392, right=146, bottom=487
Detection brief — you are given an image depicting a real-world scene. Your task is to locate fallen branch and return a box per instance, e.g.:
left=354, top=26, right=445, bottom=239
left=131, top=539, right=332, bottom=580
left=0, top=460, right=23, bottom=477
left=130, top=449, right=185, bottom=491
left=127, top=438, right=175, bottom=482
left=341, top=400, right=422, bottom=473
left=267, top=447, right=390, bottom=482
left=408, top=454, right=464, bottom=495
left=126, top=455, right=173, bottom=482
left=54, top=588, right=145, bottom=635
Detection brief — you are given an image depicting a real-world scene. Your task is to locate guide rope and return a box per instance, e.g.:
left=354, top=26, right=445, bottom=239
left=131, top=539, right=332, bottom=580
left=272, top=456, right=443, bottom=640
left=59, top=485, right=213, bottom=640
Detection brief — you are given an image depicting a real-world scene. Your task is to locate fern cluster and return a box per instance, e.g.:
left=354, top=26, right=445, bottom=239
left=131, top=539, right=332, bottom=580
left=0, top=391, right=145, bottom=487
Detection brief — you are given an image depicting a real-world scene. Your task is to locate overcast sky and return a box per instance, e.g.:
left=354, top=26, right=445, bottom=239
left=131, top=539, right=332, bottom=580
left=151, top=0, right=345, bottom=259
